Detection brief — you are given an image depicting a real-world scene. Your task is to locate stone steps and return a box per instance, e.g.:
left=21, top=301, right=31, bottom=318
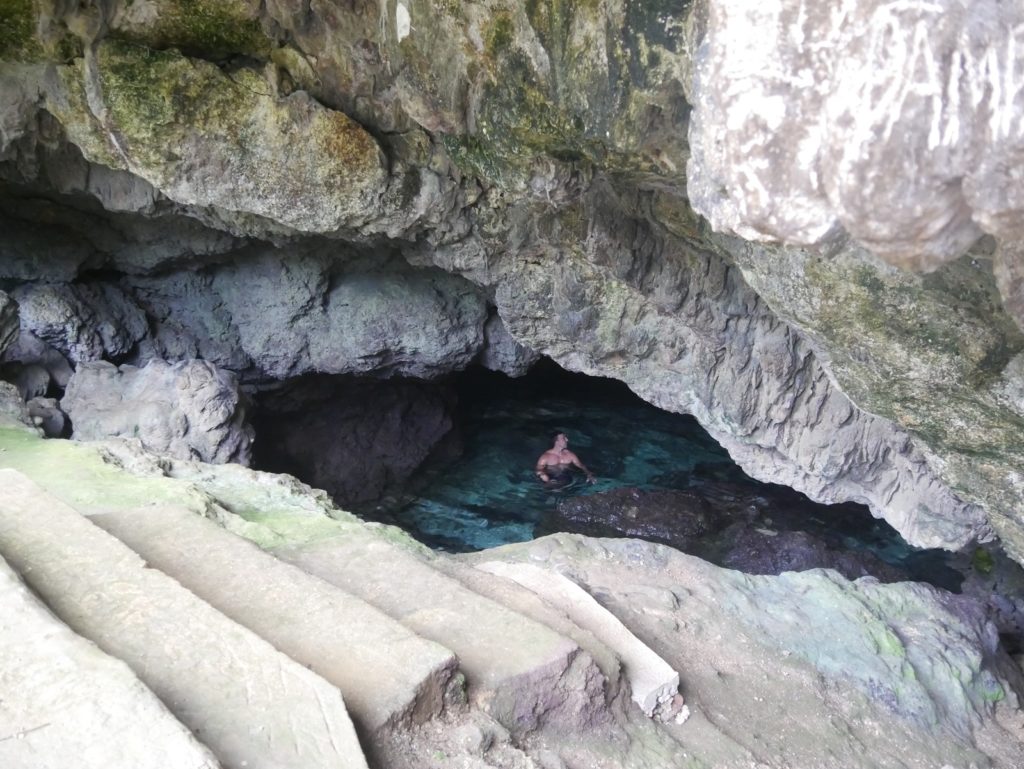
left=0, top=553, right=221, bottom=769
left=476, top=560, right=681, bottom=717
left=91, top=504, right=459, bottom=735
left=0, top=469, right=369, bottom=769
left=273, top=535, right=610, bottom=735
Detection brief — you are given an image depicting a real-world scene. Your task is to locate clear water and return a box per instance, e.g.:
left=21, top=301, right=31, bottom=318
left=378, top=362, right=962, bottom=590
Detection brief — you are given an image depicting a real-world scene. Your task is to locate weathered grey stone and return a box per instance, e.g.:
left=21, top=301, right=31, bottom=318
left=254, top=376, right=459, bottom=508
left=0, top=292, right=17, bottom=359
left=46, top=41, right=388, bottom=234
left=124, top=271, right=251, bottom=372
left=92, top=504, right=460, bottom=735
left=209, top=250, right=488, bottom=380
left=717, top=232, right=1024, bottom=561
left=1, top=331, right=74, bottom=389
left=995, top=240, right=1024, bottom=333
left=11, top=282, right=148, bottom=364
left=62, top=360, right=253, bottom=465
left=0, top=381, right=36, bottom=432
left=686, top=0, right=1024, bottom=268
left=472, top=188, right=987, bottom=551
left=26, top=396, right=66, bottom=438
left=479, top=313, right=540, bottom=377
left=0, top=469, right=370, bottom=769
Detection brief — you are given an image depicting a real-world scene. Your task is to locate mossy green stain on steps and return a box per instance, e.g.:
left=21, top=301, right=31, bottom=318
left=0, top=426, right=198, bottom=514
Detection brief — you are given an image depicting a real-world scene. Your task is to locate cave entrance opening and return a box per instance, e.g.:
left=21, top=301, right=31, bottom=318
left=251, top=358, right=963, bottom=590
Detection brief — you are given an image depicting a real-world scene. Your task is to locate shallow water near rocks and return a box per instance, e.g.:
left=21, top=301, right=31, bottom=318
left=377, top=363, right=963, bottom=590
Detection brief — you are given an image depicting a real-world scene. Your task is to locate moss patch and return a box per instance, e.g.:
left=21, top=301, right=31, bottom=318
left=113, top=0, right=270, bottom=59
left=0, top=0, right=43, bottom=61
left=0, top=426, right=206, bottom=514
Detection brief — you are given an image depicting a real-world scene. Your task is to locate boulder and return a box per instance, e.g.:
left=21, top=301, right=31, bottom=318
left=26, top=396, right=66, bottom=438
left=550, top=485, right=910, bottom=583
left=11, top=282, right=148, bottom=364
left=62, top=360, right=253, bottom=465
left=552, top=488, right=725, bottom=549
left=254, top=376, right=459, bottom=508
left=717, top=525, right=909, bottom=583
left=1, top=331, right=76, bottom=389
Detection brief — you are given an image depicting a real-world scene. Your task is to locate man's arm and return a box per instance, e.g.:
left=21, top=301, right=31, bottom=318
left=567, top=451, right=596, bottom=483
left=535, top=454, right=550, bottom=482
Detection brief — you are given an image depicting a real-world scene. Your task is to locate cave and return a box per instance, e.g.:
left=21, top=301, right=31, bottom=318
left=251, top=359, right=969, bottom=591
left=3, top=2, right=1024, bottom=769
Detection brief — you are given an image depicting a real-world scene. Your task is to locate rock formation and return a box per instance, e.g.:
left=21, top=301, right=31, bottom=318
left=61, top=359, right=253, bottom=464
left=1, top=421, right=1023, bottom=769
left=253, top=376, right=460, bottom=508
left=0, top=0, right=1021, bottom=557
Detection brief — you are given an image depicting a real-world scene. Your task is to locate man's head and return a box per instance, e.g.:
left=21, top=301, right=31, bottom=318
left=554, top=433, right=568, bottom=449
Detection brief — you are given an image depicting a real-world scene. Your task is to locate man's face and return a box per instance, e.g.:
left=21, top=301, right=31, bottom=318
left=555, top=434, right=568, bottom=449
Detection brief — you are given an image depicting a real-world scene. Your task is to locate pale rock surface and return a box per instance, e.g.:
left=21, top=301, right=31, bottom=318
left=687, top=0, right=1024, bottom=269
left=62, top=359, right=253, bottom=465
left=476, top=561, right=680, bottom=718
left=273, top=535, right=609, bottom=736
left=0, top=469, right=369, bottom=769
left=0, top=553, right=221, bottom=769
left=469, top=534, right=1024, bottom=769
left=92, top=504, right=460, bottom=734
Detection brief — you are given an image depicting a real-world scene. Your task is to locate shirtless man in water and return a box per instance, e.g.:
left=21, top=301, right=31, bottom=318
left=535, top=433, right=596, bottom=484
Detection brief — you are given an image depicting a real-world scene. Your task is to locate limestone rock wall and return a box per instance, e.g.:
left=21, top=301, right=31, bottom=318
left=1, top=0, right=1022, bottom=558
left=686, top=0, right=1024, bottom=271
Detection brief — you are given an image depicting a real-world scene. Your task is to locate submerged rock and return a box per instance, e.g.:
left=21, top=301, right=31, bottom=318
left=550, top=485, right=910, bottom=583
left=62, top=359, right=253, bottom=465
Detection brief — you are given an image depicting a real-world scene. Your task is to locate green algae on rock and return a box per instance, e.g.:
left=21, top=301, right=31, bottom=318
left=110, top=0, right=271, bottom=58
left=45, top=40, right=386, bottom=233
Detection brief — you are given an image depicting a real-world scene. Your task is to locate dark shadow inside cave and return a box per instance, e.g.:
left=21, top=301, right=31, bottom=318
left=251, top=358, right=968, bottom=592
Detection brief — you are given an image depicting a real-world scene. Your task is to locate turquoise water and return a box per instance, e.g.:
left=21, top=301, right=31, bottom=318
left=381, top=363, right=962, bottom=589
left=390, top=365, right=733, bottom=551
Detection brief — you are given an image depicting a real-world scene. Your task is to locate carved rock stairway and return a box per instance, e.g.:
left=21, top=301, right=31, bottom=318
left=0, top=469, right=369, bottom=769
left=0, top=467, right=652, bottom=767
